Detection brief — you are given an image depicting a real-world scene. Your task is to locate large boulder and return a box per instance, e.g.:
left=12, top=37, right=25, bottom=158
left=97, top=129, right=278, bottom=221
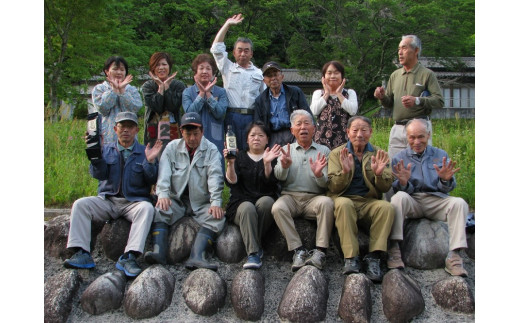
left=44, top=214, right=104, bottom=260
left=167, top=217, right=200, bottom=264
left=338, top=273, right=372, bottom=323
left=216, top=223, right=247, bottom=263
left=402, top=218, right=450, bottom=269
left=124, top=265, right=176, bottom=319
left=44, top=270, right=81, bottom=323
left=231, top=269, right=265, bottom=321
left=182, top=268, right=227, bottom=316
left=80, top=271, right=126, bottom=315
left=432, top=277, right=475, bottom=314
left=263, top=218, right=317, bottom=261
left=98, top=217, right=131, bottom=261
left=278, top=265, right=329, bottom=322
left=382, top=269, right=424, bottom=323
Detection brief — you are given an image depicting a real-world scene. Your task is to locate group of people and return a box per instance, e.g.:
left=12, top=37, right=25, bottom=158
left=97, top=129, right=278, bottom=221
left=63, top=13, right=469, bottom=283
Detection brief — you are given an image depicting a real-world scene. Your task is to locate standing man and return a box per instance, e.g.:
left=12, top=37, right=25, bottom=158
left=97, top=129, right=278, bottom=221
left=64, top=112, right=162, bottom=277
left=374, top=35, right=444, bottom=159
left=327, top=116, right=395, bottom=282
left=145, top=112, right=225, bottom=271
left=211, top=13, right=266, bottom=151
left=253, top=61, right=311, bottom=147
left=271, top=110, right=334, bottom=272
left=388, top=119, right=468, bottom=277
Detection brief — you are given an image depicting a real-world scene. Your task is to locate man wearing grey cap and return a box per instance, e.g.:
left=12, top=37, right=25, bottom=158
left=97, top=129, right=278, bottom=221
left=64, top=112, right=163, bottom=278
left=253, top=61, right=311, bottom=147
left=145, top=112, right=225, bottom=271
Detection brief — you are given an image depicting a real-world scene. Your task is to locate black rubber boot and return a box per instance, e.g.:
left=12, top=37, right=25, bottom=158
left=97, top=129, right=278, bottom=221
left=185, top=226, right=218, bottom=271
left=144, top=222, right=169, bottom=265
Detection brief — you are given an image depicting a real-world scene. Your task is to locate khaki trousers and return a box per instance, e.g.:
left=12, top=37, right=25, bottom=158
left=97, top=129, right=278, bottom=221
left=233, top=196, right=275, bottom=255
left=271, top=192, right=334, bottom=251
left=390, top=192, right=468, bottom=251
left=67, top=196, right=154, bottom=253
left=333, top=195, right=395, bottom=258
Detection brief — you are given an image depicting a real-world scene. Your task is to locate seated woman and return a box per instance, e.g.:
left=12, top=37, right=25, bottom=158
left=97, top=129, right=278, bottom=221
left=142, top=52, right=186, bottom=152
left=183, top=53, right=228, bottom=171
left=224, top=121, right=281, bottom=269
left=92, top=56, right=142, bottom=145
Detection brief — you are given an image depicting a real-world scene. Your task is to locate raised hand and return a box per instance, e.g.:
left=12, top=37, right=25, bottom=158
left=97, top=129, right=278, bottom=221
left=370, top=150, right=389, bottom=176
left=148, top=71, right=164, bottom=88
left=309, top=152, right=327, bottom=178
left=279, top=143, right=292, bottom=169
left=162, top=72, right=178, bottom=90
left=263, top=144, right=282, bottom=163
left=226, top=13, right=244, bottom=26
left=339, top=147, right=354, bottom=174
left=333, top=78, right=346, bottom=96
left=321, top=76, right=331, bottom=96
left=392, top=159, right=412, bottom=186
left=118, top=74, right=133, bottom=93
left=145, top=140, right=163, bottom=163
left=433, top=157, right=460, bottom=181
left=106, top=75, right=120, bottom=93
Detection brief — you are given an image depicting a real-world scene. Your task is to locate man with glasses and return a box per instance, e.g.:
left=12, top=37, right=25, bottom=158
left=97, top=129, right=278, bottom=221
left=253, top=61, right=311, bottom=147
left=64, top=112, right=162, bottom=277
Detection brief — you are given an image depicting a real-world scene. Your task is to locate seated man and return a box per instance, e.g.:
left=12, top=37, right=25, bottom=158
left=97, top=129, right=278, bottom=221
left=328, top=116, right=395, bottom=282
left=64, top=112, right=161, bottom=277
left=388, top=119, right=468, bottom=277
left=145, top=112, right=225, bottom=271
left=271, top=110, right=334, bottom=272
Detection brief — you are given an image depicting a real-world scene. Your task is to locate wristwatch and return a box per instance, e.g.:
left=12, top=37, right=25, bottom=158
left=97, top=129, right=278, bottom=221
left=415, top=97, right=420, bottom=105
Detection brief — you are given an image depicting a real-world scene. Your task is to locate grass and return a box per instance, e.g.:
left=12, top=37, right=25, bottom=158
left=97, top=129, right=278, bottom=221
left=44, top=118, right=475, bottom=209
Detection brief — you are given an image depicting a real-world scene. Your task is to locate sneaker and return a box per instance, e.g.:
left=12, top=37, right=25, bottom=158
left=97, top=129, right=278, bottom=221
left=63, top=250, right=95, bottom=269
left=291, top=249, right=308, bottom=272
left=342, top=256, right=361, bottom=275
left=444, top=252, right=468, bottom=277
left=116, top=253, right=142, bottom=277
left=387, top=246, right=405, bottom=269
left=243, top=252, right=262, bottom=269
left=364, top=255, right=383, bottom=282
left=304, top=249, right=326, bottom=270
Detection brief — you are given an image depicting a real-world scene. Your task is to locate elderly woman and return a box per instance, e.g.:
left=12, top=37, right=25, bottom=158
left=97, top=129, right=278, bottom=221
left=92, top=56, right=142, bottom=145
left=183, top=53, right=228, bottom=157
left=311, top=60, right=358, bottom=150
left=224, top=121, right=281, bottom=269
left=142, top=52, right=186, bottom=150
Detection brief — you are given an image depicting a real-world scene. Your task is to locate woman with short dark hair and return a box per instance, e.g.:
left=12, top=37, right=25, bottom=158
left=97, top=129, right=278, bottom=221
left=92, top=56, right=142, bottom=145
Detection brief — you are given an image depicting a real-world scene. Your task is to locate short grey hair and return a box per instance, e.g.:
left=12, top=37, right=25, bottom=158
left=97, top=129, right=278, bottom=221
left=290, top=109, right=314, bottom=126
left=346, top=116, right=372, bottom=129
left=234, top=37, right=254, bottom=51
left=402, top=35, right=422, bottom=58
left=405, top=118, right=430, bottom=134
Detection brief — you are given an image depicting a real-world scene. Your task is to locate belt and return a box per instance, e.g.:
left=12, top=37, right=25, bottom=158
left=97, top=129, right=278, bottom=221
left=395, top=116, right=430, bottom=125
left=228, top=107, right=254, bottom=115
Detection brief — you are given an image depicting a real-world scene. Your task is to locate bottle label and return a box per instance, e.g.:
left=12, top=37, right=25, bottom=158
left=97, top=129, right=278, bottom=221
left=226, top=136, right=237, bottom=151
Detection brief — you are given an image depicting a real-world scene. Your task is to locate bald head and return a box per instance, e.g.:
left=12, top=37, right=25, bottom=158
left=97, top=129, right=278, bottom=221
left=405, top=119, right=430, bottom=153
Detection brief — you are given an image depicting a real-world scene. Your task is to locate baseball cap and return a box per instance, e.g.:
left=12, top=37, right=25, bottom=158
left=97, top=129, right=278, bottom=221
left=262, top=61, right=282, bottom=75
left=180, top=112, right=202, bottom=128
left=115, top=111, right=138, bottom=125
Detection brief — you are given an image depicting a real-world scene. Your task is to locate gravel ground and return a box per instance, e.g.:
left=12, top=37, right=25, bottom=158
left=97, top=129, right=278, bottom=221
left=44, top=240, right=475, bottom=322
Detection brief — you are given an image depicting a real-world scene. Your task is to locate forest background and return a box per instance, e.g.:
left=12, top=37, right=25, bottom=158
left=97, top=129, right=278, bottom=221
left=44, top=0, right=475, bottom=118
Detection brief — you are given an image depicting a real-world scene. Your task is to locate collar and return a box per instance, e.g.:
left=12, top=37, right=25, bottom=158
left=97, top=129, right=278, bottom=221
left=117, top=142, right=135, bottom=152
left=407, top=145, right=430, bottom=157
left=269, top=85, right=285, bottom=99
left=185, top=142, right=198, bottom=157
left=401, top=61, right=421, bottom=75
left=294, top=140, right=318, bottom=151
left=346, top=141, right=374, bottom=155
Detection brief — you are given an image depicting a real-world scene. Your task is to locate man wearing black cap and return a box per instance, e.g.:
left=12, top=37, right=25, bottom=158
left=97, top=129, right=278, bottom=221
left=145, top=112, right=225, bottom=271
left=253, top=61, right=311, bottom=147
left=64, top=112, right=162, bottom=278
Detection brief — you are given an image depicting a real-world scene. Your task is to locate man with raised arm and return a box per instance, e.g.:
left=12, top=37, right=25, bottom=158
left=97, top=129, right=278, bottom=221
left=211, top=13, right=266, bottom=151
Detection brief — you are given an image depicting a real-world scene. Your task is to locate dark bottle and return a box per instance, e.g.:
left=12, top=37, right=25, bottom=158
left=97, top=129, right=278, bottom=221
left=225, top=125, right=237, bottom=159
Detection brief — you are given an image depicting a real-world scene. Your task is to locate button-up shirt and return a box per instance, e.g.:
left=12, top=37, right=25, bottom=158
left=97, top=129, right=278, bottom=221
left=269, top=86, right=289, bottom=131
left=210, top=42, right=266, bottom=109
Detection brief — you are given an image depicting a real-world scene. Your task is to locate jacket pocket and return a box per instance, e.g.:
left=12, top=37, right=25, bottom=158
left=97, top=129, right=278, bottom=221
left=129, top=163, right=145, bottom=187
